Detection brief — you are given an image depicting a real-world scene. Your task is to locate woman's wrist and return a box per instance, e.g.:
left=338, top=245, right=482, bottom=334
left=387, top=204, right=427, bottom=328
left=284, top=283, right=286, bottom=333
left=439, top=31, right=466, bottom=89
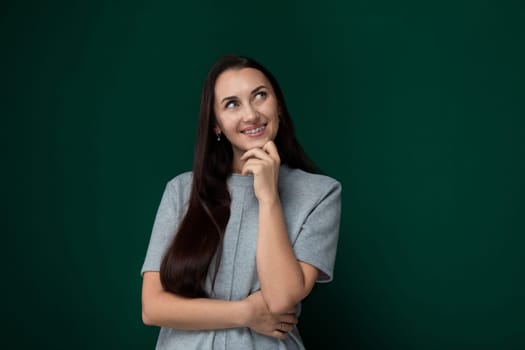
left=236, top=298, right=253, bottom=328
left=257, top=192, right=281, bottom=207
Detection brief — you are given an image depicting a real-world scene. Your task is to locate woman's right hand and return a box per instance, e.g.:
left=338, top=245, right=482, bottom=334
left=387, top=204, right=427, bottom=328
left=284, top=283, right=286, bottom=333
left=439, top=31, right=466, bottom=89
left=243, top=291, right=298, bottom=340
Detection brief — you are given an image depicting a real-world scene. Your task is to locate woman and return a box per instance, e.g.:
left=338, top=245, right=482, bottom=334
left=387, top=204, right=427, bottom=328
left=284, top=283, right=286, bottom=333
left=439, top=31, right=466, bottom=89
left=141, top=54, right=341, bottom=349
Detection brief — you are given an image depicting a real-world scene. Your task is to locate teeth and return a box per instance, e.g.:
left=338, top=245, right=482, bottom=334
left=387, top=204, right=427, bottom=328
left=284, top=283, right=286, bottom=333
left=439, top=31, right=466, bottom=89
left=243, top=125, right=265, bottom=135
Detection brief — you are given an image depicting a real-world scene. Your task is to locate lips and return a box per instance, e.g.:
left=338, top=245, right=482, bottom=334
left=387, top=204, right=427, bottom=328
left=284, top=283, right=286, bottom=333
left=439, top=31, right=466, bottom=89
left=241, top=124, right=267, bottom=135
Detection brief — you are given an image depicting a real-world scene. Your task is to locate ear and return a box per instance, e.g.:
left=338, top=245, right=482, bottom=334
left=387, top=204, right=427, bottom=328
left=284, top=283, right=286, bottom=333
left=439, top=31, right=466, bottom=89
left=214, top=125, right=221, bottom=134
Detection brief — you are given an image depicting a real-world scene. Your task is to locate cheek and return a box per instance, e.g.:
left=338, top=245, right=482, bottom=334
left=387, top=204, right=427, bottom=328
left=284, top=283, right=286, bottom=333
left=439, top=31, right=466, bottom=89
left=214, top=111, right=229, bottom=129
left=272, top=122, right=279, bottom=139
left=261, top=102, right=279, bottom=121
left=218, top=118, right=237, bottom=135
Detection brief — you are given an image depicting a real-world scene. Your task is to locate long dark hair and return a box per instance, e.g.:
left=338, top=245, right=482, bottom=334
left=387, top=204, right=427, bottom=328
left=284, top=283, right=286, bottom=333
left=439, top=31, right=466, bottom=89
left=160, top=54, right=318, bottom=298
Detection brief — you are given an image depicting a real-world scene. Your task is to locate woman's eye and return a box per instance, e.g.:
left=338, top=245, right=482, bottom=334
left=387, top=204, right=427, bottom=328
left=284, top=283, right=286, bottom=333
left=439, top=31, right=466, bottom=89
left=225, top=101, right=238, bottom=109
left=255, top=91, right=267, bottom=99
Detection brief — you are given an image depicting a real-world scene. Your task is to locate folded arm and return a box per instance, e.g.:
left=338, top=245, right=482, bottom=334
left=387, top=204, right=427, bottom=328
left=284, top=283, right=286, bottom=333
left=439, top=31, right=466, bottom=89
left=142, top=271, right=247, bottom=330
left=141, top=272, right=298, bottom=339
left=240, top=143, right=320, bottom=315
left=256, top=199, right=319, bottom=314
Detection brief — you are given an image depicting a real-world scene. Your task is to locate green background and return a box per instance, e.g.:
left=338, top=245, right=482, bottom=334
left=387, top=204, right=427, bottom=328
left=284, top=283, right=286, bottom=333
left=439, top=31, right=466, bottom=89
left=4, top=0, right=524, bottom=349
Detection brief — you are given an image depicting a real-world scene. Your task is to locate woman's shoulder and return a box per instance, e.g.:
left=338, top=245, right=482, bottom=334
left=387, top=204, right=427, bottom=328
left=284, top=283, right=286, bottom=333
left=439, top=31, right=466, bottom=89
left=280, top=165, right=342, bottom=194
left=167, top=171, right=193, bottom=185
left=164, top=171, right=193, bottom=198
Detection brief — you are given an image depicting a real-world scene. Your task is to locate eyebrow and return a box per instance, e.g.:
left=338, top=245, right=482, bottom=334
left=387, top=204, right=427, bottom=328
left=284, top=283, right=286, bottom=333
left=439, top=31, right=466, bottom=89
left=220, top=85, right=267, bottom=104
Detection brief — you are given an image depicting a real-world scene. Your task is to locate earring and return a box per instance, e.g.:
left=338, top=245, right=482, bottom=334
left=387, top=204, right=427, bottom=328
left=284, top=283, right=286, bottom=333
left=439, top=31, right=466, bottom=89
left=216, top=132, right=221, bottom=141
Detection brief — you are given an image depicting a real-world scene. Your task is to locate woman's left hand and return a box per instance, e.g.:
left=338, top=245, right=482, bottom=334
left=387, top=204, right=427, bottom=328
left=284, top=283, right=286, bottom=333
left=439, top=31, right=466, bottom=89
left=240, top=141, right=281, bottom=203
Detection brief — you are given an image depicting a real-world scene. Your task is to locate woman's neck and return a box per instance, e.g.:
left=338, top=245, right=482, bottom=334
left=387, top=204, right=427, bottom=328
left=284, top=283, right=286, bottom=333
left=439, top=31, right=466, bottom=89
left=231, top=155, right=244, bottom=174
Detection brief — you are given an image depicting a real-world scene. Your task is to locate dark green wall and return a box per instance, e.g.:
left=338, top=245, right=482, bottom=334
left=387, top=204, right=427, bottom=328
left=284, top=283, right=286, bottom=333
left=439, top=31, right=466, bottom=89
left=4, top=0, right=524, bottom=349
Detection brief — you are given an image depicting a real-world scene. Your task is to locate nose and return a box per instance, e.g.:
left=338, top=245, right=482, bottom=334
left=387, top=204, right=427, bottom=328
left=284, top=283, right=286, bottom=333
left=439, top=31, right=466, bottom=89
left=242, top=104, right=260, bottom=123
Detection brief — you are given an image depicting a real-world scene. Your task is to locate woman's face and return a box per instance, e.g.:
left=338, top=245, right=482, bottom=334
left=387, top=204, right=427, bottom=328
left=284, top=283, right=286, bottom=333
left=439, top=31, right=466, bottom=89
left=213, top=67, right=280, bottom=161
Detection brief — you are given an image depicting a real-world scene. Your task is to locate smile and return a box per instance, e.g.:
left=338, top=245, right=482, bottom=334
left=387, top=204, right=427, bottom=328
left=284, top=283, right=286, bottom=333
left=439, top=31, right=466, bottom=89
left=241, top=124, right=266, bottom=135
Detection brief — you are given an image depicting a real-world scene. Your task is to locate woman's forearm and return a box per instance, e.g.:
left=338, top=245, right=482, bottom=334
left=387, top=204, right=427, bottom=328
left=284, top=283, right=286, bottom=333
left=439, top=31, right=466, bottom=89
left=256, top=198, right=312, bottom=314
left=142, top=272, right=248, bottom=330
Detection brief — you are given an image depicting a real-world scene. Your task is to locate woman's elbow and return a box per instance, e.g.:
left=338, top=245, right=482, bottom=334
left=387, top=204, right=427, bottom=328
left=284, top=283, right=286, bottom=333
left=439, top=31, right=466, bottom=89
left=266, top=294, right=301, bottom=315
left=266, top=285, right=312, bottom=314
left=142, top=297, right=161, bottom=326
left=142, top=272, right=168, bottom=326
left=142, top=309, right=153, bottom=326
left=142, top=303, right=155, bottom=325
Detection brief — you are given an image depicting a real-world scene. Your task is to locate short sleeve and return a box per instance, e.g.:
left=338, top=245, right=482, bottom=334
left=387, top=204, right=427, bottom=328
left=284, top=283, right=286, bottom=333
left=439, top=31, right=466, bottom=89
left=140, top=181, right=183, bottom=276
left=293, top=180, right=342, bottom=282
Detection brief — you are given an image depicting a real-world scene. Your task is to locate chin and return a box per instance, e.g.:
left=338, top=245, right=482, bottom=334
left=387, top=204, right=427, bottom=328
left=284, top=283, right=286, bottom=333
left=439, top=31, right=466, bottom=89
left=250, top=137, right=272, bottom=148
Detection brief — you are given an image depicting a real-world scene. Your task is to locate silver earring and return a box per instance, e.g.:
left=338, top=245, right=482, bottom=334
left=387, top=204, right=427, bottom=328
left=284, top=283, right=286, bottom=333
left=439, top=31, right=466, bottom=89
left=216, top=132, right=221, bottom=141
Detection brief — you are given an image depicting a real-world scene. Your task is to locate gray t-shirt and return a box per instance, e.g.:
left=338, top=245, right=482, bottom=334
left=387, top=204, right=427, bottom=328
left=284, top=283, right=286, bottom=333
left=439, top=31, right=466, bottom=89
left=141, top=165, right=342, bottom=349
